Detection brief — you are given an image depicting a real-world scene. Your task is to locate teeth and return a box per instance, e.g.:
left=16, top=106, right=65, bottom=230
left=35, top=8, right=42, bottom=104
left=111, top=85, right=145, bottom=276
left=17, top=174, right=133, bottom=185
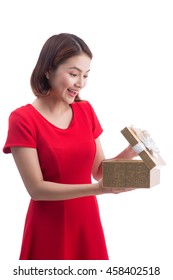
left=68, top=89, right=77, bottom=94
left=69, top=89, right=76, bottom=93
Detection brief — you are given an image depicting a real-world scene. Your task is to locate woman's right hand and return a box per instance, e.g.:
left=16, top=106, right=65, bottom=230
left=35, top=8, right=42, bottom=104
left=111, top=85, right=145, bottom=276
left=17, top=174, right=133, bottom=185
left=97, top=179, right=135, bottom=195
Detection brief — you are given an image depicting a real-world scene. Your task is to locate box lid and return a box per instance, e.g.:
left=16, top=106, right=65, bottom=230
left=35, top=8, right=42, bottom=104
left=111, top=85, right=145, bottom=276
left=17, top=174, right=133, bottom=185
left=121, top=126, right=165, bottom=170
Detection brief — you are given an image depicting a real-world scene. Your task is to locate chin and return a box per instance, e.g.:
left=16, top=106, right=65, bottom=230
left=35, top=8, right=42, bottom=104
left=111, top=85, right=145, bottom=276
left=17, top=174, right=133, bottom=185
left=66, top=96, right=76, bottom=104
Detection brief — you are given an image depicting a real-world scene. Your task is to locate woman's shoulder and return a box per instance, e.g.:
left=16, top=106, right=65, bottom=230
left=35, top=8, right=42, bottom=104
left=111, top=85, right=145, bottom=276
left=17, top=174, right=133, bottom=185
left=10, top=104, right=33, bottom=117
left=73, top=100, right=102, bottom=137
left=73, top=100, right=100, bottom=123
left=73, top=100, right=93, bottom=111
left=10, top=104, right=31, bottom=115
left=9, top=104, right=35, bottom=125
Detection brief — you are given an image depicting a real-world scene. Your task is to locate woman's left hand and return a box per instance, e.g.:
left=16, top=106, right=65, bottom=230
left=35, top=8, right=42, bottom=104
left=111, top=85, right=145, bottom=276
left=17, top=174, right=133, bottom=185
left=125, top=144, right=138, bottom=158
left=115, top=144, right=138, bottom=160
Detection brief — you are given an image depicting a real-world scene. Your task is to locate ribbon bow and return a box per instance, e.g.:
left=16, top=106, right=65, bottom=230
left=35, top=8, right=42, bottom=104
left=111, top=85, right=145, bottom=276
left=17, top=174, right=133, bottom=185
left=131, top=125, right=160, bottom=156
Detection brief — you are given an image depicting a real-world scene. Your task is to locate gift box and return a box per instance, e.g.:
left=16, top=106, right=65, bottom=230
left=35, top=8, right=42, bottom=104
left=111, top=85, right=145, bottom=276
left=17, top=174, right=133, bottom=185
left=103, top=126, right=165, bottom=188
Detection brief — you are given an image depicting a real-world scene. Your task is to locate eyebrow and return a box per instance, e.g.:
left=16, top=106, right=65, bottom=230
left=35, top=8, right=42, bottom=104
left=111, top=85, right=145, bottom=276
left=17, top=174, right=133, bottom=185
left=68, top=67, right=90, bottom=73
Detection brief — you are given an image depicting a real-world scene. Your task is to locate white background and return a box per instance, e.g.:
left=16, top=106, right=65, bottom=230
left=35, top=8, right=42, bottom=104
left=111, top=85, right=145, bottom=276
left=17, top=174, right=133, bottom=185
left=0, top=0, right=172, bottom=279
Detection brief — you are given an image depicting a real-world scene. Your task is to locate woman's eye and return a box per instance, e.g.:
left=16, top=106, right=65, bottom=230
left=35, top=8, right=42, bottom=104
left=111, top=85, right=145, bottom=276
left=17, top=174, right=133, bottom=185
left=70, top=73, right=77, bottom=77
left=84, top=75, right=88, bottom=79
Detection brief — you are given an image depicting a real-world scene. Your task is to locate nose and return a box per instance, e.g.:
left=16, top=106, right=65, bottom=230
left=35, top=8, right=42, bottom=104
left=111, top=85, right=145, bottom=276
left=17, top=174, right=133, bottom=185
left=75, top=77, right=85, bottom=89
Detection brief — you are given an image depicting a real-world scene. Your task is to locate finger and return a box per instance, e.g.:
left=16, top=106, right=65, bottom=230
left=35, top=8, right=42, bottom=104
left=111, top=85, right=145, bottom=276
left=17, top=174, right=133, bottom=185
left=112, top=187, right=135, bottom=193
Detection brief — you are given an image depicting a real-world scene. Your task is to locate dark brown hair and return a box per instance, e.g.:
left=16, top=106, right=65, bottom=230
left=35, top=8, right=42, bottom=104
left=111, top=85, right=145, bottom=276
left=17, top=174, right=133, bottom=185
left=30, top=33, right=93, bottom=101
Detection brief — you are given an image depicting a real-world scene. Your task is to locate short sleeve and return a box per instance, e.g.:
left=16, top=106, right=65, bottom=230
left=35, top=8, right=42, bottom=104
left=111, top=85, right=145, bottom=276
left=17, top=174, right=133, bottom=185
left=82, top=101, right=103, bottom=139
left=3, top=109, right=36, bottom=154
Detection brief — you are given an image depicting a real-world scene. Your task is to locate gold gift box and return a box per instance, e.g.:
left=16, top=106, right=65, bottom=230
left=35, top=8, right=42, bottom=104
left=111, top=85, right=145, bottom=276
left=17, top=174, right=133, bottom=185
left=103, top=127, right=165, bottom=188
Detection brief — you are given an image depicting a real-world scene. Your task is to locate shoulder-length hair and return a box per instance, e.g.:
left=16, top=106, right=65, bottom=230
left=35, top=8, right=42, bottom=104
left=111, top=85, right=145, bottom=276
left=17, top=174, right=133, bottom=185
left=30, top=33, right=93, bottom=101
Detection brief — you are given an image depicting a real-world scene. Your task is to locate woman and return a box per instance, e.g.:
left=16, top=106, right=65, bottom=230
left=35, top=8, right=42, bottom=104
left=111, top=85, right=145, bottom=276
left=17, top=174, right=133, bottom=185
left=3, top=33, right=136, bottom=260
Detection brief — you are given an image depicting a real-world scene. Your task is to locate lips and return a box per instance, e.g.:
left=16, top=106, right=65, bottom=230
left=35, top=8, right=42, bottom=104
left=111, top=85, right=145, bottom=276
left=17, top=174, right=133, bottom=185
left=67, top=89, right=78, bottom=97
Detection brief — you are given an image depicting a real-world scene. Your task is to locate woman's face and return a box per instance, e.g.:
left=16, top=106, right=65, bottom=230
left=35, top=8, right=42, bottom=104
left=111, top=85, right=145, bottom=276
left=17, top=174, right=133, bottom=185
left=47, top=53, right=91, bottom=103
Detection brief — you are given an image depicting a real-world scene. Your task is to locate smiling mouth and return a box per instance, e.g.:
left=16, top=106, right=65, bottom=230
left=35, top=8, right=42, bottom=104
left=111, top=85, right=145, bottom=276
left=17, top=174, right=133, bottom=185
left=67, top=89, right=78, bottom=97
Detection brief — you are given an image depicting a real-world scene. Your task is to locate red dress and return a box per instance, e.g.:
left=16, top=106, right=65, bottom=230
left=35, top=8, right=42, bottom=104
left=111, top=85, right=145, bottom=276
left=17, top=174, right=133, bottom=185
left=3, top=100, right=109, bottom=260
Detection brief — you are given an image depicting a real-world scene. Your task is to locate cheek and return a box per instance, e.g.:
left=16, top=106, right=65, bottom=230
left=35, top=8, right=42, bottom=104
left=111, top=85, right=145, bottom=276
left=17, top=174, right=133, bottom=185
left=83, top=79, right=88, bottom=87
left=52, top=76, right=70, bottom=89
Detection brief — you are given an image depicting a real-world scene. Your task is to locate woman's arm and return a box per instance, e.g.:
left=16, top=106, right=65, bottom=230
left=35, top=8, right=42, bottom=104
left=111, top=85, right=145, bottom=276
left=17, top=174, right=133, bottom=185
left=92, top=138, right=138, bottom=181
left=11, top=142, right=136, bottom=200
left=92, top=138, right=105, bottom=181
left=11, top=147, right=113, bottom=201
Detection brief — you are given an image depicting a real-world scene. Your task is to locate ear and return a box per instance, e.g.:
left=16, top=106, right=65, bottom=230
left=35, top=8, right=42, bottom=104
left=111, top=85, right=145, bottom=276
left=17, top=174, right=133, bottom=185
left=45, top=71, right=50, bottom=79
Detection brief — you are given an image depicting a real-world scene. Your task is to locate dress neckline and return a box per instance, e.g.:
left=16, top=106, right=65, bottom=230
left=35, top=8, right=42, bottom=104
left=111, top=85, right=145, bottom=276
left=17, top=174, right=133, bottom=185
left=27, top=103, right=75, bottom=131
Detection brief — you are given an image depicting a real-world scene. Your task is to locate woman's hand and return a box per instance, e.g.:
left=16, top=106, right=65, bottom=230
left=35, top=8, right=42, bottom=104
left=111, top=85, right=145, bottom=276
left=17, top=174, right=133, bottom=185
left=116, top=144, right=138, bottom=160
left=97, top=179, right=135, bottom=195
left=125, top=144, right=138, bottom=158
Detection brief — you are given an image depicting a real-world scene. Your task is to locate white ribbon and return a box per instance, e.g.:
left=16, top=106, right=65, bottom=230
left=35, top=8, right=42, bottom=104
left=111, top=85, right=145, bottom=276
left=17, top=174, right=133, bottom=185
left=132, top=142, right=146, bottom=154
left=131, top=125, right=160, bottom=156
